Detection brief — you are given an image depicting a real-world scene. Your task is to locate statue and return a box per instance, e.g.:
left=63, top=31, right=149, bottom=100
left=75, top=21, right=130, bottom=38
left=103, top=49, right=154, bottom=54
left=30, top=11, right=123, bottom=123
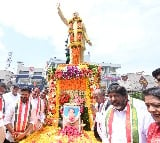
left=57, top=3, right=92, bottom=64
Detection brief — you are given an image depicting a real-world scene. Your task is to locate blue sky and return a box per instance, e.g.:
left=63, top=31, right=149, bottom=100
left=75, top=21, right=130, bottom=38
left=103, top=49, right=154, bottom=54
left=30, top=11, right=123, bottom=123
left=1, top=25, right=54, bottom=68
left=0, top=0, right=160, bottom=75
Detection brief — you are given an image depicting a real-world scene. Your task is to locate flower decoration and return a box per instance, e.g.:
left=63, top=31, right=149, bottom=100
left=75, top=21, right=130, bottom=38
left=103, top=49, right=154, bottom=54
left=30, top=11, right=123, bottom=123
left=46, top=63, right=101, bottom=130
left=61, top=125, right=80, bottom=137
left=73, top=95, right=85, bottom=105
left=59, top=93, right=71, bottom=105
left=20, top=126, right=101, bottom=143
left=48, top=64, right=100, bottom=80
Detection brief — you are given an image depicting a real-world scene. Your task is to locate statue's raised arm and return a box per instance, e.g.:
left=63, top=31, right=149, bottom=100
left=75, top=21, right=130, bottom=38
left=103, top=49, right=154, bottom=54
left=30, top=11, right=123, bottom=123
left=57, top=3, right=68, bottom=26
left=57, top=3, right=92, bottom=64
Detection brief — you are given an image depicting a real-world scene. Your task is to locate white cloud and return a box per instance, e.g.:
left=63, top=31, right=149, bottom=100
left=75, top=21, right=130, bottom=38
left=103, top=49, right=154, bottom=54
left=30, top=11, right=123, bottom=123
left=0, top=27, right=7, bottom=51
left=0, top=27, right=8, bottom=69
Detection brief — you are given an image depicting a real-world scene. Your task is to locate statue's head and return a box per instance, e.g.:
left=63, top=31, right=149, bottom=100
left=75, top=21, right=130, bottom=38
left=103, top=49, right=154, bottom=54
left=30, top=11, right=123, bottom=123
left=73, top=12, right=79, bottom=19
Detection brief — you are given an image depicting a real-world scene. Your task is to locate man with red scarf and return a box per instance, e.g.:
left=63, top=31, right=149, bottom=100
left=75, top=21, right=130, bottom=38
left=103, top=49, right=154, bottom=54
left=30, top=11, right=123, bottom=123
left=31, top=87, right=45, bottom=131
left=4, top=87, right=36, bottom=143
left=101, top=83, right=153, bottom=143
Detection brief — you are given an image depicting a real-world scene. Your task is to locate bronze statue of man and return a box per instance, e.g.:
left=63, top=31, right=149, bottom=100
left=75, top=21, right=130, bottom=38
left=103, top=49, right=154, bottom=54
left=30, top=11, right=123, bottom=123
left=57, top=3, right=92, bottom=64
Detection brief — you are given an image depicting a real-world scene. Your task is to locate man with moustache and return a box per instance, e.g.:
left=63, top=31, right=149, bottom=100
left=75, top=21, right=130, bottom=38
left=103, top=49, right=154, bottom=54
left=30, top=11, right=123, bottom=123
left=4, top=87, right=36, bottom=143
left=31, top=87, right=45, bottom=131
left=93, top=88, right=110, bottom=142
left=100, top=83, right=153, bottom=143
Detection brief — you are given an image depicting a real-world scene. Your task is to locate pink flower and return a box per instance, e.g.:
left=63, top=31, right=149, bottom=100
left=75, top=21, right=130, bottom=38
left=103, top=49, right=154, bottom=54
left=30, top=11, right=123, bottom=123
left=73, top=95, right=84, bottom=105
left=60, top=125, right=80, bottom=137
left=80, top=106, right=84, bottom=113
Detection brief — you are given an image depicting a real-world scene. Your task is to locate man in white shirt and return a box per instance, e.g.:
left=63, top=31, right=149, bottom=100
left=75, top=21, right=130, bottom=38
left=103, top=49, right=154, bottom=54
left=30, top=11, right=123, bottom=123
left=101, top=83, right=154, bottom=143
left=4, top=86, right=36, bottom=143
left=0, top=82, right=7, bottom=143
left=31, top=87, right=45, bottom=131
left=93, top=88, right=110, bottom=142
left=3, top=84, right=20, bottom=112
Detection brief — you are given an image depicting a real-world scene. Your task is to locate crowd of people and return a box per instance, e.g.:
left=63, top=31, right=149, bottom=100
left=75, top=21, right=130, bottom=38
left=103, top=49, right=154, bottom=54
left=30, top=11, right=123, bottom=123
left=0, top=67, right=160, bottom=143
left=91, top=67, right=160, bottom=143
left=0, top=84, right=48, bottom=143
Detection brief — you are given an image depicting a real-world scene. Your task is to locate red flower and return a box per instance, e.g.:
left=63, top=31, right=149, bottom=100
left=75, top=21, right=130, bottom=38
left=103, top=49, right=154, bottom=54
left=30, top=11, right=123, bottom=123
left=59, top=93, right=70, bottom=105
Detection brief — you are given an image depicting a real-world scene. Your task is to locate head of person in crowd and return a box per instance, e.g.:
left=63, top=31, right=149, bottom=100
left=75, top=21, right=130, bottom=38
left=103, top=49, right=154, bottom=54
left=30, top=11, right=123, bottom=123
left=40, top=90, right=47, bottom=99
left=107, top=82, right=128, bottom=111
left=152, top=68, right=160, bottom=85
left=93, top=88, right=106, bottom=105
left=10, top=84, right=19, bottom=96
left=0, top=82, right=6, bottom=97
left=143, top=87, right=160, bottom=123
left=32, top=87, right=40, bottom=99
left=20, top=86, right=31, bottom=104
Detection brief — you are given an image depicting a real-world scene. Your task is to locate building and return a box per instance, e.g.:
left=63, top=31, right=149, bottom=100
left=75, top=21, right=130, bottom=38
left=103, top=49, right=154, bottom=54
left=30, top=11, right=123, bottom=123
left=98, top=62, right=121, bottom=89
left=46, top=57, right=66, bottom=68
left=0, top=70, right=14, bottom=86
left=15, top=61, right=45, bottom=90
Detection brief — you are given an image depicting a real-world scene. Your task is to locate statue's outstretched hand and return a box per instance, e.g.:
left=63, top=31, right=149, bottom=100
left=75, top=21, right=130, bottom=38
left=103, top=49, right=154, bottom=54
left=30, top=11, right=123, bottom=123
left=57, top=2, right=60, bottom=9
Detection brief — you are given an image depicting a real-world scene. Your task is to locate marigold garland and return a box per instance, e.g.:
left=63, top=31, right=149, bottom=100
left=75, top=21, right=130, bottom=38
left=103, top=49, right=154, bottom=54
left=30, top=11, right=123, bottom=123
left=71, top=46, right=81, bottom=64
left=85, top=79, right=93, bottom=129
left=55, top=80, right=60, bottom=126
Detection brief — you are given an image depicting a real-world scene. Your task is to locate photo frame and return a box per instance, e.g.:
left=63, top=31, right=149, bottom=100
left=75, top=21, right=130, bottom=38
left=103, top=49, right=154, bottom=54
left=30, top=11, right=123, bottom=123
left=63, top=105, right=81, bottom=131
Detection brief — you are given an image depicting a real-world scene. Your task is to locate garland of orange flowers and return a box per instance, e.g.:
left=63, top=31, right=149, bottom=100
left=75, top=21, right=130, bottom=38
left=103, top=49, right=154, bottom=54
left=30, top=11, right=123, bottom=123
left=71, top=46, right=81, bottom=64
left=59, top=78, right=86, bottom=90
left=85, top=79, right=93, bottom=129
left=55, top=80, right=60, bottom=127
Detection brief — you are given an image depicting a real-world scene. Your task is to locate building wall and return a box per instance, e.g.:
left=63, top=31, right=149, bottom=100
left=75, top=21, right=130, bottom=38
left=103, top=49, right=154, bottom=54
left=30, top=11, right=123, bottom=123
left=16, top=62, right=45, bottom=90
left=0, top=70, right=13, bottom=86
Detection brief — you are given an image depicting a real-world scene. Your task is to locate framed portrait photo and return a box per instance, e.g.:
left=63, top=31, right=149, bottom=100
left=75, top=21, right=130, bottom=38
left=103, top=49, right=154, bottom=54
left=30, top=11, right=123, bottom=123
left=63, top=105, right=81, bottom=131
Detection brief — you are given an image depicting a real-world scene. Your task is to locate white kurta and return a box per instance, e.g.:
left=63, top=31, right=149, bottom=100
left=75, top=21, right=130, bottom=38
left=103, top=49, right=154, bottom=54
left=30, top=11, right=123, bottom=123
left=4, top=101, right=36, bottom=142
left=3, top=92, right=20, bottom=112
left=101, top=98, right=154, bottom=143
left=96, top=99, right=110, bottom=139
left=31, top=97, right=45, bottom=125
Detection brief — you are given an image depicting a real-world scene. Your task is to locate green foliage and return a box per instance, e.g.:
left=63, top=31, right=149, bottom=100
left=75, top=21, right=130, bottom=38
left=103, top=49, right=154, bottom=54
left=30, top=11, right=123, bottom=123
left=81, top=107, right=91, bottom=131
left=47, top=66, right=56, bottom=80
left=88, top=64, right=98, bottom=70
left=47, top=66, right=56, bottom=74
left=129, top=91, right=144, bottom=100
